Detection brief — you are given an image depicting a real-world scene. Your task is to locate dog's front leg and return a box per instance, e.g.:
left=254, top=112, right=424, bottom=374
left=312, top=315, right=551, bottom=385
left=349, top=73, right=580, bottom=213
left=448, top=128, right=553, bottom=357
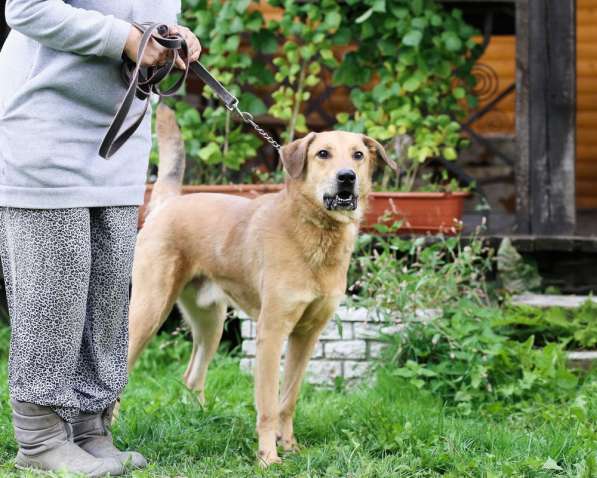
left=277, top=325, right=325, bottom=452
left=254, top=303, right=305, bottom=467
left=278, top=331, right=319, bottom=452
left=278, top=302, right=339, bottom=452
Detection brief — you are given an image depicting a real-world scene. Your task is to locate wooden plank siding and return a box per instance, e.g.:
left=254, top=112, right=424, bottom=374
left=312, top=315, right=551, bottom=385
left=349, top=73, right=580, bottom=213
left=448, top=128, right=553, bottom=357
left=469, top=36, right=516, bottom=134
left=576, top=0, right=597, bottom=209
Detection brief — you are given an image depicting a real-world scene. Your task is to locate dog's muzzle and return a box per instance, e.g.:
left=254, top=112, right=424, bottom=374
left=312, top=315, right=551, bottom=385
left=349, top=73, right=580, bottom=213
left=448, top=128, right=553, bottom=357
left=323, top=169, right=358, bottom=211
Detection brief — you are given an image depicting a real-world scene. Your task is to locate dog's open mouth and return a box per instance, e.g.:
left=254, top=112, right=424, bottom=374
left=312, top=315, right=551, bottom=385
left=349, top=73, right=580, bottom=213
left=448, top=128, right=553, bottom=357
left=323, top=191, right=358, bottom=211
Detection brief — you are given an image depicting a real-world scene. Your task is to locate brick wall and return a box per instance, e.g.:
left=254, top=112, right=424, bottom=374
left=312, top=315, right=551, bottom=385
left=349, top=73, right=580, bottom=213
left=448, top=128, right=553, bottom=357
left=238, top=307, right=438, bottom=386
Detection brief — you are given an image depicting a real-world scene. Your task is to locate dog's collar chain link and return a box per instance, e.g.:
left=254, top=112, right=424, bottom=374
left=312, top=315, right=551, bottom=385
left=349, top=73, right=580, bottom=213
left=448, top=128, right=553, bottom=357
left=100, top=22, right=280, bottom=159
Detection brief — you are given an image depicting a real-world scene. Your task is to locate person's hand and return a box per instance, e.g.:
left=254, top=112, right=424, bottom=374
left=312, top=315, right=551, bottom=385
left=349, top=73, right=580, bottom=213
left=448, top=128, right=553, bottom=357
left=123, top=26, right=170, bottom=67
left=167, top=25, right=202, bottom=69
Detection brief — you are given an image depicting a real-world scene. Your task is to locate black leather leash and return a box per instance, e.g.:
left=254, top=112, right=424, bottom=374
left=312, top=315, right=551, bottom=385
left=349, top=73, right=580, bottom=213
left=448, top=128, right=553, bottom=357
left=99, top=22, right=281, bottom=159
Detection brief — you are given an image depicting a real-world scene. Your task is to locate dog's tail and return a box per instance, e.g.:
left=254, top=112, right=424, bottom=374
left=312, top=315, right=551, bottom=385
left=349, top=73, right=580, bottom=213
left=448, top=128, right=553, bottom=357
left=146, top=103, right=186, bottom=220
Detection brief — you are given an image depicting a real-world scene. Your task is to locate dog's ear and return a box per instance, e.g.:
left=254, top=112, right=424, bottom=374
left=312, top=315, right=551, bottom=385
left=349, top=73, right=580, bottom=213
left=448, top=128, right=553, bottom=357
left=362, top=136, right=397, bottom=171
left=280, top=132, right=316, bottom=179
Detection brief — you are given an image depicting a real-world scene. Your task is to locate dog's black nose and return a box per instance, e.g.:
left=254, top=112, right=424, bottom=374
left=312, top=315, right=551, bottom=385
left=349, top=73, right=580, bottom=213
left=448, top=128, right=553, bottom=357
left=337, top=169, right=356, bottom=185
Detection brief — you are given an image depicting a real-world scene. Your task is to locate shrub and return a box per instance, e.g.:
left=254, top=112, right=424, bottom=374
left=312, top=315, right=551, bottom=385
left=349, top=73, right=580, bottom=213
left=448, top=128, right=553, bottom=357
left=349, top=232, right=596, bottom=412
left=389, top=300, right=581, bottom=414
left=348, top=231, right=493, bottom=315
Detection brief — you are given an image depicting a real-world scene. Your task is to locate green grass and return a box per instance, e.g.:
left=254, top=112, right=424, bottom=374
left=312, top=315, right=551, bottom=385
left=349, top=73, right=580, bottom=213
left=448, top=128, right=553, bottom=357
left=1, top=324, right=596, bottom=477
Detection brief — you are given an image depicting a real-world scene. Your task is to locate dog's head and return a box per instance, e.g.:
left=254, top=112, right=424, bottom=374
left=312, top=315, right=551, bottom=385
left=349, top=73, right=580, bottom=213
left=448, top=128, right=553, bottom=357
left=281, top=131, right=397, bottom=223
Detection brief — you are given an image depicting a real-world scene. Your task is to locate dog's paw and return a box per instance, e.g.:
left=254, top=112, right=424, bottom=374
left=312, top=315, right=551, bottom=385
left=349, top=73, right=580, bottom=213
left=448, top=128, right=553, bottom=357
left=277, top=434, right=300, bottom=453
left=196, top=391, right=206, bottom=407
left=257, top=449, right=282, bottom=468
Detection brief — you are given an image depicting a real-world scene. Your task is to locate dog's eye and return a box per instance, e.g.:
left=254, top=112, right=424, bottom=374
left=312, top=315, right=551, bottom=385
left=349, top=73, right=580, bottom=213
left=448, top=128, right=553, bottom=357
left=317, top=150, right=330, bottom=159
left=353, top=151, right=364, bottom=161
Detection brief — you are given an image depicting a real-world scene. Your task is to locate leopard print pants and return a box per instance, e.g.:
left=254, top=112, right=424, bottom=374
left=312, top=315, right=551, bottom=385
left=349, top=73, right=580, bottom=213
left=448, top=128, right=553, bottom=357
left=0, top=207, right=138, bottom=422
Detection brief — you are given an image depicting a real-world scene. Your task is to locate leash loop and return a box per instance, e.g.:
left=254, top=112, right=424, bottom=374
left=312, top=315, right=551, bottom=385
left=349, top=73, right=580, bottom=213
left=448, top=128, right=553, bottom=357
left=100, top=23, right=281, bottom=159
left=100, top=22, right=189, bottom=159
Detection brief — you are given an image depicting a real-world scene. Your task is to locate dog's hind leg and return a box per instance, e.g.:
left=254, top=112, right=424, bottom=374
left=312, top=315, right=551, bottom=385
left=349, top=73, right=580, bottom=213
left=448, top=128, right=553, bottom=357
left=178, top=282, right=226, bottom=404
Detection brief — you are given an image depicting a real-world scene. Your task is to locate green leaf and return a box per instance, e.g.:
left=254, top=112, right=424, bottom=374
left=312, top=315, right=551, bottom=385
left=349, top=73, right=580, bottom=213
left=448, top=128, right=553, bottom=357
left=378, top=39, right=398, bottom=56
left=244, top=11, right=263, bottom=31
left=336, top=112, right=350, bottom=124
left=324, top=11, right=342, bottom=31
left=331, top=27, right=351, bottom=45
left=333, top=53, right=371, bottom=86
left=234, top=0, right=250, bottom=14
left=321, top=49, right=334, bottom=61
left=411, top=17, right=427, bottom=29
left=245, top=61, right=275, bottom=85
left=412, top=0, right=423, bottom=15
left=443, top=147, right=457, bottom=160
left=198, top=142, right=221, bottom=162
left=403, top=77, right=421, bottom=92
left=239, top=92, right=267, bottom=116
left=454, top=390, right=472, bottom=402
left=371, top=0, right=386, bottom=12
left=403, top=30, right=423, bottom=47
left=224, top=35, right=240, bottom=51
left=356, top=8, right=373, bottom=24
left=361, top=21, right=375, bottom=40
left=443, top=32, right=462, bottom=51
left=452, top=87, right=466, bottom=99
left=250, top=29, right=278, bottom=54
left=391, top=6, right=408, bottom=19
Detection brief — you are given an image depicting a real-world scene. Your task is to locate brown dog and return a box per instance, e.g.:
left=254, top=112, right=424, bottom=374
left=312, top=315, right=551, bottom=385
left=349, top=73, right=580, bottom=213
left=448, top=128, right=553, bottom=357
left=127, top=105, right=396, bottom=466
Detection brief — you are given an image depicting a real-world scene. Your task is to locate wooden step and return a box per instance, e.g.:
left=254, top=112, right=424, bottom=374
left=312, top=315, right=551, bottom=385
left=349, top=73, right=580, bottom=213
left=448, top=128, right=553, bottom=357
left=567, top=351, right=597, bottom=370
left=511, top=294, right=597, bottom=369
left=511, top=293, right=596, bottom=309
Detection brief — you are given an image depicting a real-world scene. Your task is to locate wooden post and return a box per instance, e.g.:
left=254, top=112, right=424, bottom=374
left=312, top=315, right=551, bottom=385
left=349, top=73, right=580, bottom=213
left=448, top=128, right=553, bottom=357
left=516, top=0, right=576, bottom=235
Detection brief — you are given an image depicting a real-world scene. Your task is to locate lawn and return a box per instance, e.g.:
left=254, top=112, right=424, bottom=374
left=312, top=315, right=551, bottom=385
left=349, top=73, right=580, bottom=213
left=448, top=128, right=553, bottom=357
left=1, top=323, right=595, bottom=477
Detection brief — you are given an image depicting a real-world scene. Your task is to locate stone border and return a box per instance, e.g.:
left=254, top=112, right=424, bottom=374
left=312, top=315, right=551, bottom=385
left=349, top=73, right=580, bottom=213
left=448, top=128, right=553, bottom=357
left=238, top=307, right=439, bottom=385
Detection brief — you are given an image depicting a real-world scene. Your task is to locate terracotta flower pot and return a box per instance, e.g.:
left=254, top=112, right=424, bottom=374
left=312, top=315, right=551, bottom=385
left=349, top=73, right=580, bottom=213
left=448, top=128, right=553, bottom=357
left=139, top=184, right=284, bottom=228
left=140, top=184, right=469, bottom=234
left=363, top=192, right=470, bottom=235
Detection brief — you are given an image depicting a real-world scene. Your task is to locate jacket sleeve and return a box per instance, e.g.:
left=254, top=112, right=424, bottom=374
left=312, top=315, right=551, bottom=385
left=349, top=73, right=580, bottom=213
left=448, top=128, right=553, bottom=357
left=4, top=0, right=132, bottom=61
